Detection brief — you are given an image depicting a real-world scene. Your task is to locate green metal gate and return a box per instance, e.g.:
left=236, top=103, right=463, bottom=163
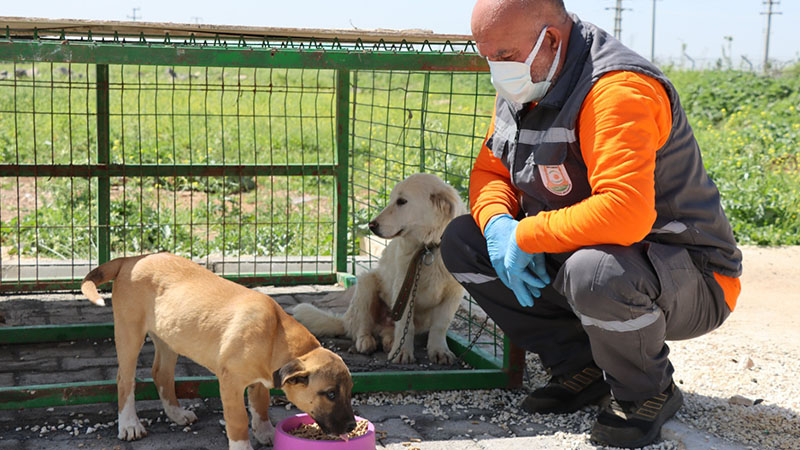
left=0, top=18, right=523, bottom=409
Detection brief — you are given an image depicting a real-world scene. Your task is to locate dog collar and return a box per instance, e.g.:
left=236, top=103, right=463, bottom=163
left=390, top=243, right=439, bottom=322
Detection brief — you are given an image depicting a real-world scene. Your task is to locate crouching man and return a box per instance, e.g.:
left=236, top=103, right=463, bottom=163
left=440, top=0, right=742, bottom=447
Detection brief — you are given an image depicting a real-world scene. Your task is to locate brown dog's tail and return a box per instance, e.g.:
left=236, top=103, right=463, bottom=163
left=81, top=258, right=126, bottom=306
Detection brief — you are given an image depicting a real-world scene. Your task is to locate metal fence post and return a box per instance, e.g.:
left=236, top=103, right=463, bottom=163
left=419, top=72, right=431, bottom=172
left=96, top=64, right=111, bottom=264
left=504, top=336, right=525, bottom=388
left=335, top=69, right=350, bottom=274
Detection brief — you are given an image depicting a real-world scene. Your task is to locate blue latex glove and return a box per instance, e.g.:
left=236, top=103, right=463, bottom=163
left=484, top=214, right=550, bottom=307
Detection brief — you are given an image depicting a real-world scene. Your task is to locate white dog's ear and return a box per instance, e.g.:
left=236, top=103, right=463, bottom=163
left=430, top=191, right=455, bottom=218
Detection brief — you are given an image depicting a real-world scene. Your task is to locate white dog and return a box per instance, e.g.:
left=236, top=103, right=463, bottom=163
left=293, top=173, right=466, bottom=364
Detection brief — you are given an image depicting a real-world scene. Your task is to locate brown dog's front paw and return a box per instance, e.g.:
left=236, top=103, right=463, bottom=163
left=164, top=404, right=197, bottom=425
left=117, top=419, right=147, bottom=441
left=228, top=439, right=255, bottom=450
left=252, top=416, right=275, bottom=445
left=353, top=335, right=377, bottom=354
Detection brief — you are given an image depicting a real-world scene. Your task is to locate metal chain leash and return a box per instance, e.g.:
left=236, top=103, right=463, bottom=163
left=385, top=246, right=491, bottom=367
left=386, top=255, right=422, bottom=363
left=448, top=314, right=492, bottom=368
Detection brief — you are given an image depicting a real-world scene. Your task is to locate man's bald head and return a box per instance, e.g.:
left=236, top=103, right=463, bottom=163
left=471, top=0, right=567, bottom=41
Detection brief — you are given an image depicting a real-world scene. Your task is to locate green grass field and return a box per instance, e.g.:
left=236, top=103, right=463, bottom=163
left=0, top=61, right=798, bottom=264
left=668, top=67, right=800, bottom=245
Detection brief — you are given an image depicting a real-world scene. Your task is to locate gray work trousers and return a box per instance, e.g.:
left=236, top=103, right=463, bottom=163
left=440, top=215, right=731, bottom=401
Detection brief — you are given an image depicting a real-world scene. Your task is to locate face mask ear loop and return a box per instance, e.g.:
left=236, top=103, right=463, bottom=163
left=524, top=26, right=550, bottom=65
left=544, top=39, right=562, bottom=82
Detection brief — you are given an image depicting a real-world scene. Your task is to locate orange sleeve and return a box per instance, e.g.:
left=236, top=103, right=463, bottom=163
left=515, top=71, right=671, bottom=254
left=469, top=98, right=521, bottom=234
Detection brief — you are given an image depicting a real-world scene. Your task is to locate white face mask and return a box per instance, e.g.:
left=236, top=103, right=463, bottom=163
left=487, top=26, right=562, bottom=104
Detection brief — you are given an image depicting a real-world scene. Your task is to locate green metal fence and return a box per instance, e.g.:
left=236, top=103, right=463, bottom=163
left=0, top=18, right=523, bottom=409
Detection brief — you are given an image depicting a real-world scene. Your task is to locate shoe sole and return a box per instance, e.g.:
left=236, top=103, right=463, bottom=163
left=590, top=388, right=684, bottom=448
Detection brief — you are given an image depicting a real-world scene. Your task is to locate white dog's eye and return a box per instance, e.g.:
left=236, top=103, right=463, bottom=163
left=397, top=198, right=407, bottom=206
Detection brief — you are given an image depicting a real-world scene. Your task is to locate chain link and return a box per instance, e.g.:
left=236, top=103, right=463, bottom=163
left=385, top=246, right=491, bottom=367
left=448, top=314, right=491, bottom=367
left=386, top=251, right=423, bottom=363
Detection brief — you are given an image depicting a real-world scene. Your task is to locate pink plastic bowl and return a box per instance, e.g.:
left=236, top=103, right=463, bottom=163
left=273, top=413, right=375, bottom=450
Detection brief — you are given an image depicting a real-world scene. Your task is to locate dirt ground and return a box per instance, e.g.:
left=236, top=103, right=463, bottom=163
left=722, top=245, right=800, bottom=345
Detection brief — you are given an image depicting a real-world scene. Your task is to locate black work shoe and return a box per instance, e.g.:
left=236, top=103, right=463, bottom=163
left=590, top=381, right=684, bottom=448
left=520, top=364, right=610, bottom=414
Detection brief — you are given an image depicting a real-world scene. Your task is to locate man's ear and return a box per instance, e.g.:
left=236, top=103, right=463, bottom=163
left=430, top=191, right=455, bottom=218
left=546, top=27, right=562, bottom=52
left=272, top=359, right=310, bottom=388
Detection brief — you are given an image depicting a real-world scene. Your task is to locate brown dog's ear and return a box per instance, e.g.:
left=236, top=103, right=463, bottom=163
left=430, top=191, right=455, bottom=218
left=272, top=359, right=310, bottom=387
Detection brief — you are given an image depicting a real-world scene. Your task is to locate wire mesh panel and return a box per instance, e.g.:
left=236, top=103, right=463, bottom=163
left=0, top=63, right=98, bottom=283
left=103, top=65, right=338, bottom=277
left=0, top=62, right=341, bottom=288
left=349, top=71, right=495, bottom=245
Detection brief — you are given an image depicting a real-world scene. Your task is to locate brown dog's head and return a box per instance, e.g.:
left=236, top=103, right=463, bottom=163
left=273, top=347, right=356, bottom=436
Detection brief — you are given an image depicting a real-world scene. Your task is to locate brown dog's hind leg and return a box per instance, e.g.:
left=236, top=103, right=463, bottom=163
left=150, top=333, right=197, bottom=425
left=114, top=314, right=147, bottom=441
left=220, top=370, right=253, bottom=450
left=248, top=383, right=275, bottom=445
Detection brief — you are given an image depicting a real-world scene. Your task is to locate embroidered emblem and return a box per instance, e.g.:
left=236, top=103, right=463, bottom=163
left=538, top=164, right=572, bottom=196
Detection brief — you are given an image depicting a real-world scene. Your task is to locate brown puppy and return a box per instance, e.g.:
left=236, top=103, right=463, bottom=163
left=81, top=253, right=355, bottom=450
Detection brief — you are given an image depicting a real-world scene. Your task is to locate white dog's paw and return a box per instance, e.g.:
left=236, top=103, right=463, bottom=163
left=353, top=334, right=377, bottom=354
left=389, top=347, right=416, bottom=364
left=428, top=347, right=457, bottom=365
left=252, top=416, right=275, bottom=445
left=381, top=334, right=394, bottom=353
left=164, top=403, right=198, bottom=425
left=117, top=418, right=147, bottom=441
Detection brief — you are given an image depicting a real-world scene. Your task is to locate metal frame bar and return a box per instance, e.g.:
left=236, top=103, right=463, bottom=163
left=0, top=368, right=511, bottom=410
left=0, top=323, right=114, bottom=344
left=334, top=69, right=350, bottom=274
left=0, top=325, right=499, bottom=368
left=0, top=164, right=337, bottom=177
left=0, top=273, right=339, bottom=294
left=96, top=64, right=111, bottom=265
left=0, top=41, right=487, bottom=71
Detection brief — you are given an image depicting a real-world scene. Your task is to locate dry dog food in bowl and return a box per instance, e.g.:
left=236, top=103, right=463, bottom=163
left=274, top=413, right=375, bottom=450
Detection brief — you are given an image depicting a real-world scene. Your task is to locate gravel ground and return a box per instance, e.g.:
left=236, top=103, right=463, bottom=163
left=357, top=245, right=800, bottom=449
left=341, top=326, right=799, bottom=450
left=669, top=330, right=800, bottom=449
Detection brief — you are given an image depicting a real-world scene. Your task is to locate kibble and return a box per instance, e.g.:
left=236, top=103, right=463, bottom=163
left=288, top=419, right=369, bottom=441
